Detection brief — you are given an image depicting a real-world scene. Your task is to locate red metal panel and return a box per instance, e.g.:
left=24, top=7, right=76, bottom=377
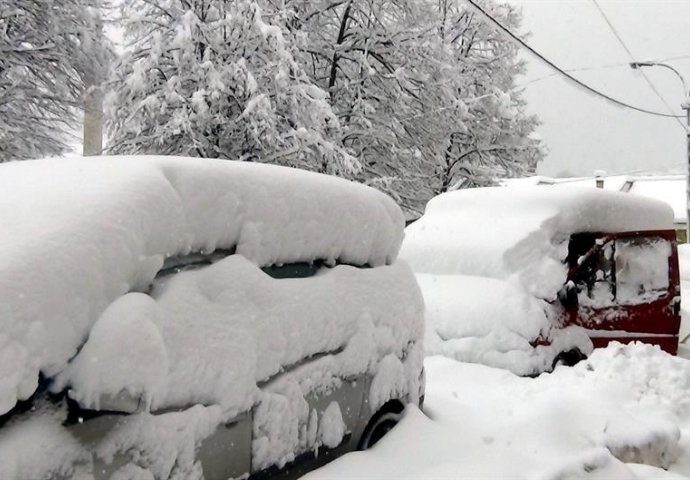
left=563, top=229, right=681, bottom=355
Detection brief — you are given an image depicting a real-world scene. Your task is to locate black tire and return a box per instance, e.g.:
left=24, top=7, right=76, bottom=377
left=358, top=401, right=404, bottom=450
left=552, top=348, right=586, bottom=371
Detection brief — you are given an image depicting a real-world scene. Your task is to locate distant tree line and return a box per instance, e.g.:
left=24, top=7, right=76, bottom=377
left=1, top=0, right=542, bottom=217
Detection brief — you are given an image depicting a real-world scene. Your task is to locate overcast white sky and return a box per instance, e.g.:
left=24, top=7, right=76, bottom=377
left=504, top=0, right=690, bottom=178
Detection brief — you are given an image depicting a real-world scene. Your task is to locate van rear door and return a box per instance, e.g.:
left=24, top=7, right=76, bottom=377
left=563, top=230, right=681, bottom=354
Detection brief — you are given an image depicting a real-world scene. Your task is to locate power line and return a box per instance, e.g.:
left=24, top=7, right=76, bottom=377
left=660, top=54, right=690, bottom=63
left=517, top=61, right=633, bottom=88
left=464, top=0, right=683, bottom=119
left=590, top=0, right=686, bottom=130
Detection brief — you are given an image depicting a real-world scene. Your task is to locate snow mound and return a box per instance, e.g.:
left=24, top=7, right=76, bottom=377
left=418, top=273, right=592, bottom=375
left=307, top=345, right=690, bottom=479
left=0, top=155, right=405, bottom=416
left=573, top=342, right=690, bottom=420
left=401, top=186, right=674, bottom=299
left=545, top=342, right=690, bottom=470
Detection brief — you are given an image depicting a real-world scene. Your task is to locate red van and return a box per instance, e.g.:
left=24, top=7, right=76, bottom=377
left=401, top=186, right=682, bottom=374
left=560, top=229, right=681, bottom=354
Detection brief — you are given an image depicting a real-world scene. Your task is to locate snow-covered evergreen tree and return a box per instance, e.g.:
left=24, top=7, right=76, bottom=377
left=106, top=0, right=358, bottom=176
left=0, top=0, right=111, bottom=160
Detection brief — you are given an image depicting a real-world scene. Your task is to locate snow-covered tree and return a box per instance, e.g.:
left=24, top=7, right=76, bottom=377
left=0, top=0, right=111, bottom=160
left=106, top=0, right=540, bottom=216
left=435, top=0, right=542, bottom=194
left=106, top=0, right=358, bottom=176
left=278, top=0, right=442, bottom=212
left=280, top=0, right=542, bottom=216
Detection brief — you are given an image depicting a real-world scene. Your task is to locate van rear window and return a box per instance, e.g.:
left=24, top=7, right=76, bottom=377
left=568, top=234, right=671, bottom=307
left=614, top=237, right=671, bottom=304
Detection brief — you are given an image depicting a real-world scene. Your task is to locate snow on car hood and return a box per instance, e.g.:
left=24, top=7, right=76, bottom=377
left=401, top=186, right=674, bottom=299
left=0, top=155, right=407, bottom=416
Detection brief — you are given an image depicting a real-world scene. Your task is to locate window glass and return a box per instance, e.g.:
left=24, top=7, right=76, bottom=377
left=574, top=240, right=615, bottom=308
left=567, top=235, right=671, bottom=308
left=614, top=237, right=670, bottom=305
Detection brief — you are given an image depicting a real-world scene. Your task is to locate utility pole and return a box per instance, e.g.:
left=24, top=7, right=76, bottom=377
left=630, top=61, right=690, bottom=242
left=685, top=102, right=690, bottom=242
left=82, top=4, right=105, bottom=156
left=83, top=86, right=104, bottom=156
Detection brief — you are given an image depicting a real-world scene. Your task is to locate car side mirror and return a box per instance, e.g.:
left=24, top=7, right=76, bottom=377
left=558, top=281, right=579, bottom=309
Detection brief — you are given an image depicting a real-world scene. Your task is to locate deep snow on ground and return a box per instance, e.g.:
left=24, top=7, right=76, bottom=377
left=306, top=342, right=690, bottom=480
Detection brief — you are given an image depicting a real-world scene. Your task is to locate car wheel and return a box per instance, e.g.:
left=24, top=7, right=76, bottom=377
left=552, top=348, right=586, bottom=371
left=358, top=400, right=404, bottom=450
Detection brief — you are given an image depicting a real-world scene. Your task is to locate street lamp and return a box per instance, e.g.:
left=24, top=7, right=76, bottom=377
left=630, top=61, right=690, bottom=242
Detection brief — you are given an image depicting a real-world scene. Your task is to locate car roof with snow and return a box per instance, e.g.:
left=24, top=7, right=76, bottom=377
left=400, top=186, right=674, bottom=295
left=0, top=155, right=418, bottom=416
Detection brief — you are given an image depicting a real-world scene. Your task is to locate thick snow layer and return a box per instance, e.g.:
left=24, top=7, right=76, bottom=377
left=306, top=343, right=690, bottom=479
left=0, top=155, right=405, bottom=416
left=56, top=256, right=422, bottom=415
left=401, top=186, right=674, bottom=299
left=0, top=406, right=90, bottom=479
left=417, top=273, right=592, bottom=375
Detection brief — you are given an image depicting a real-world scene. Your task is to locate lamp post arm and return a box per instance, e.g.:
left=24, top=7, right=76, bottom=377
left=631, top=61, right=689, bottom=104
left=654, top=63, right=688, bottom=103
left=630, top=60, right=690, bottom=241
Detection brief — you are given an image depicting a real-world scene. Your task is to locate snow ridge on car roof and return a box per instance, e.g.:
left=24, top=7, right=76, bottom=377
left=0, top=155, right=405, bottom=415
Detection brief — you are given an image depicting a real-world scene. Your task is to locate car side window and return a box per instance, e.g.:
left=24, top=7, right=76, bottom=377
left=155, top=250, right=326, bottom=283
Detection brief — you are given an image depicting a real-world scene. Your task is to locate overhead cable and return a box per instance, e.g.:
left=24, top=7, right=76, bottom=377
left=464, top=0, right=683, bottom=119
left=590, top=0, right=685, bottom=129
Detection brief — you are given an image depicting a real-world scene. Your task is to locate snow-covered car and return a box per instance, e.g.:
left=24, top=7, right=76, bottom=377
left=400, top=186, right=680, bottom=375
left=0, top=156, right=424, bottom=479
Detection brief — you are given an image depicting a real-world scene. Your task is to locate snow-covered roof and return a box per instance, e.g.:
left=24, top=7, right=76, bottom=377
left=0, top=155, right=409, bottom=416
left=400, top=186, right=674, bottom=299
left=504, top=174, right=686, bottom=224
left=625, top=175, right=686, bottom=223
left=502, top=174, right=630, bottom=191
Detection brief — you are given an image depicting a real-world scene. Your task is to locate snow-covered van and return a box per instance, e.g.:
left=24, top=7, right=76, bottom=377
left=0, top=156, right=424, bottom=479
left=400, top=186, right=680, bottom=375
